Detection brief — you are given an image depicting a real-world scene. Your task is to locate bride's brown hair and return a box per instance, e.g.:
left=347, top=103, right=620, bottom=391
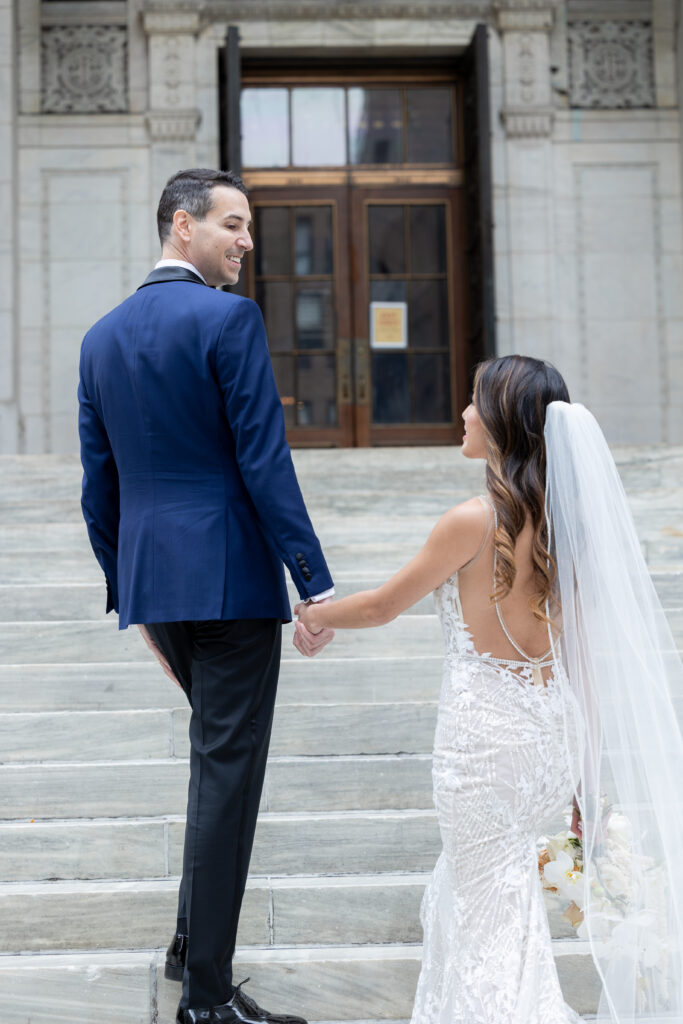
left=472, top=355, right=570, bottom=623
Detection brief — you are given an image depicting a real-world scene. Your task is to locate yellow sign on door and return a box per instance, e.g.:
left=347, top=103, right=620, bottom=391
left=370, top=302, right=408, bottom=349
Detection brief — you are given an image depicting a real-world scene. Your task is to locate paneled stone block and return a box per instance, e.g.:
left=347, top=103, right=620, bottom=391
left=568, top=21, right=655, bottom=108
left=41, top=26, right=128, bottom=114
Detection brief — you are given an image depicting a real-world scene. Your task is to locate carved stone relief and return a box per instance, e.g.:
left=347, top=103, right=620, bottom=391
left=517, top=35, right=537, bottom=105
left=498, top=11, right=555, bottom=138
left=41, top=25, right=128, bottom=113
left=161, top=35, right=183, bottom=108
left=567, top=21, right=655, bottom=108
left=186, top=0, right=490, bottom=17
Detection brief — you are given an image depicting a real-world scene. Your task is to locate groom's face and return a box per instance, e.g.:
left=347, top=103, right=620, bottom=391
left=186, top=186, right=254, bottom=287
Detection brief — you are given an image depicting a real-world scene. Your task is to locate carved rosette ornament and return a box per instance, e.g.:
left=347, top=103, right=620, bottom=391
left=41, top=26, right=128, bottom=114
left=495, top=2, right=556, bottom=138
left=568, top=21, right=655, bottom=109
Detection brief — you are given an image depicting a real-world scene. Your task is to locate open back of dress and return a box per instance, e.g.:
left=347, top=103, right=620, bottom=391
left=410, top=495, right=583, bottom=1024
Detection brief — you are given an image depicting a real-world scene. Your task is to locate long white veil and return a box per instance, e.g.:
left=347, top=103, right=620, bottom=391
left=544, top=401, right=683, bottom=1021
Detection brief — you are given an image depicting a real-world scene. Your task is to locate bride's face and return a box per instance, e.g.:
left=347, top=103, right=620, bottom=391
left=461, top=402, right=488, bottom=459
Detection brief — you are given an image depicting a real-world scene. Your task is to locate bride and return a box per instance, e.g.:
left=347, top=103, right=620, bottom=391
left=295, top=355, right=683, bottom=1024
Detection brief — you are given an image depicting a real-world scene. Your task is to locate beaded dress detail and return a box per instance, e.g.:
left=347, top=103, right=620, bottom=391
left=410, top=498, right=583, bottom=1024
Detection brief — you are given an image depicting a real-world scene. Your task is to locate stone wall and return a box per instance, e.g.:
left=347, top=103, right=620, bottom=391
left=0, top=0, right=18, bottom=452
left=5, top=0, right=683, bottom=451
left=493, top=0, right=683, bottom=443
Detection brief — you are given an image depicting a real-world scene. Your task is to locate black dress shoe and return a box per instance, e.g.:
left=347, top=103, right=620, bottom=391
left=176, top=979, right=307, bottom=1024
left=165, top=931, right=187, bottom=982
left=228, top=980, right=307, bottom=1024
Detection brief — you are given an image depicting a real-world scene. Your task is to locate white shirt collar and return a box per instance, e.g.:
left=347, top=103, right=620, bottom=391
left=154, top=258, right=207, bottom=285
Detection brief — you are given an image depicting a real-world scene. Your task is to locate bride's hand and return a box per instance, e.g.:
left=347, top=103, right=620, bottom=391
left=293, top=600, right=335, bottom=658
left=294, top=600, right=321, bottom=633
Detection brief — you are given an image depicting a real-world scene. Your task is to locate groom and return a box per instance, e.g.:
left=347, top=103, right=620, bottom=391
left=78, top=168, right=335, bottom=1024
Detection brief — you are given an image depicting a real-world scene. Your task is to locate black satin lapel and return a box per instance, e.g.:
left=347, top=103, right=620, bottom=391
left=137, top=267, right=208, bottom=289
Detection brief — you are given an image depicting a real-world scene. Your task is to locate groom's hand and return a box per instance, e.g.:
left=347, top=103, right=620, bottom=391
left=292, top=598, right=335, bottom=658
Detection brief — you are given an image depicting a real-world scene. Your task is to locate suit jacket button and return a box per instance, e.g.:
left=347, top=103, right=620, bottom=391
left=303, top=570, right=312, bottom=581
left=296, top=552, right=304, bottom=562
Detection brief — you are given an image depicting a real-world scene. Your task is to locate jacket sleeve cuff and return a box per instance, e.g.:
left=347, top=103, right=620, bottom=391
left=105, top=576, right=118, bottom=614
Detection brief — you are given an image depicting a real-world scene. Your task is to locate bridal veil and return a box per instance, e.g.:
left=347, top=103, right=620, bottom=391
left=544, top=401, right=683, bottom=1022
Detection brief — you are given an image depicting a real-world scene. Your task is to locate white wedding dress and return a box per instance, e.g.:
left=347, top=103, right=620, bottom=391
left=411, top=497, right=583, bottom=1024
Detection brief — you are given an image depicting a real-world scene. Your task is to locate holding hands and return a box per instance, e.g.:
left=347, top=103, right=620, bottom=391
left=293, top=598, right=334, bottom=657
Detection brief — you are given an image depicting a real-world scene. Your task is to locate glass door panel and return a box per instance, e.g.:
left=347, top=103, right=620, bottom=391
left=247, top=186, right=465, bottom=447
left=367, top=199, right=452, bottom=433
left=250, top=191, right=353, bottom=446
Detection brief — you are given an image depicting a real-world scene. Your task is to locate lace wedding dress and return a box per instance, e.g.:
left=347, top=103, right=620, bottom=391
left=411, top=498, right=583, bottom=1024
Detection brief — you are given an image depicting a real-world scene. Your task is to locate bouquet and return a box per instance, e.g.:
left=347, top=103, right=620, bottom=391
left=537, top=816, right=585, bottom=928
left=538, top=806, right=666, bottom=981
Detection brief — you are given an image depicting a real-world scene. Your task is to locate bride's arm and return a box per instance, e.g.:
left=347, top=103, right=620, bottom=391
left=295, top=498, right=488, bottom=633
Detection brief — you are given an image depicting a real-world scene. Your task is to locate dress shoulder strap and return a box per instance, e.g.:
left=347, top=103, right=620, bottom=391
left=459, top=495, right=494, bottom=572
left=478, top=492, right=497, bottom=526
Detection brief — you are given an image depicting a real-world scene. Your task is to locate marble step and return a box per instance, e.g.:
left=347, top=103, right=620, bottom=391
left=2, top=743, right=655, bottom=824
left=0, top=754, right=433, bottom=819
left=2, top=538, right=682, bottom=578
left=2, top=495, right=683, bottom=555
left=0, top=874, right=584, bottom=954
left=2, top=531, right=682, bottom=583
left=0, top=701, right=438, bottom=763
left=0, top=617, right=444, bottom=665
left=0, top=443, right=679, bottom=492
left=3, top=689, right=680, bottom=768
left=2, top=569, right=682, bottom=622
left=0, top=579, right=438, bottom=621
left=0, top=942, right=601, bottom=1023
left=0, top=519, right=444, bottom=555
left=0, top=544, right=440, bottom=583
left=0, top=874, right=428, bottom=952
left=0, top=810, right=442, bottom=883
left=2, top=612, right=682, bottom=668
left=0, top=656, right=443, bottom=712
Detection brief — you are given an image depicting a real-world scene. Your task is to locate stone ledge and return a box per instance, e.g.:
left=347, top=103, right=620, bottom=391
left=145, top=108, right=200, bottom=141
left=0, top=943, right=600, bottom=1022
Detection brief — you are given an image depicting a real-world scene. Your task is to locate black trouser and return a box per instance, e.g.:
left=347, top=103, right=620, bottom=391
left=146, top=618, right=282, bottom=1010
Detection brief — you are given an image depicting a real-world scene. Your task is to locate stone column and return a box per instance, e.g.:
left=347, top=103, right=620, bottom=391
left=142, top=6, right=201, bottom=230
left=0, top=0, right=18, bottom=451
left=494, top=1, right=558, bottom=362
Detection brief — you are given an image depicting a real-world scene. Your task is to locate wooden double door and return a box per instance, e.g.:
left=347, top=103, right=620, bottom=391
left=244, top=183, right=468, bottom=447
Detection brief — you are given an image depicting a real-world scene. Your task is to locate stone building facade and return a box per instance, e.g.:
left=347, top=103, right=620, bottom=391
left=1, top=0, right=682, bottom=452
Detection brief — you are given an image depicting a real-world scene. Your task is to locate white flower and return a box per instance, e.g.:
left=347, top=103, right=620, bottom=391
left=543, top=850, right=586, bottom=907
left=606, top=812, right=632, bottom=841
left=545, top=830, right=574, bottom=861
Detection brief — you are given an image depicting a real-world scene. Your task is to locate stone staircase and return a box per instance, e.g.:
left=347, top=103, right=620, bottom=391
left=0, top=447, right=681, bottom=1024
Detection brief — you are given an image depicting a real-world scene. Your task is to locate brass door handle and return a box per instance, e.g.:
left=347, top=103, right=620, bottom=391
left=337, top=338, right=352, bottom=406
left=354, top=340, right=369, bottom=405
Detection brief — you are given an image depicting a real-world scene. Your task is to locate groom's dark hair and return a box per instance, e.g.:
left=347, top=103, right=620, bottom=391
left=157, top=168, right=248, bottom=244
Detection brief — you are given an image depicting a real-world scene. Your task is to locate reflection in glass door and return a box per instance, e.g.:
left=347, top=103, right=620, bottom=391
left=249, top=189, right=465, bottom=447
left=368, top=203, right=452, bottom=426
left=352, top=189, right=464, bottom=446
left=255, top=204, right=337, bottom=432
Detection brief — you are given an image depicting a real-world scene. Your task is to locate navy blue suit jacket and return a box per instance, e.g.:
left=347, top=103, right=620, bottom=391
left=78, top=267, right=333, bottom=629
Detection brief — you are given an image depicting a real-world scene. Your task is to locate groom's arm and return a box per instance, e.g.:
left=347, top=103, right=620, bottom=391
left=214, top=296, right=334, bottom=601
left=78, top=363, right=120, bottom=613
